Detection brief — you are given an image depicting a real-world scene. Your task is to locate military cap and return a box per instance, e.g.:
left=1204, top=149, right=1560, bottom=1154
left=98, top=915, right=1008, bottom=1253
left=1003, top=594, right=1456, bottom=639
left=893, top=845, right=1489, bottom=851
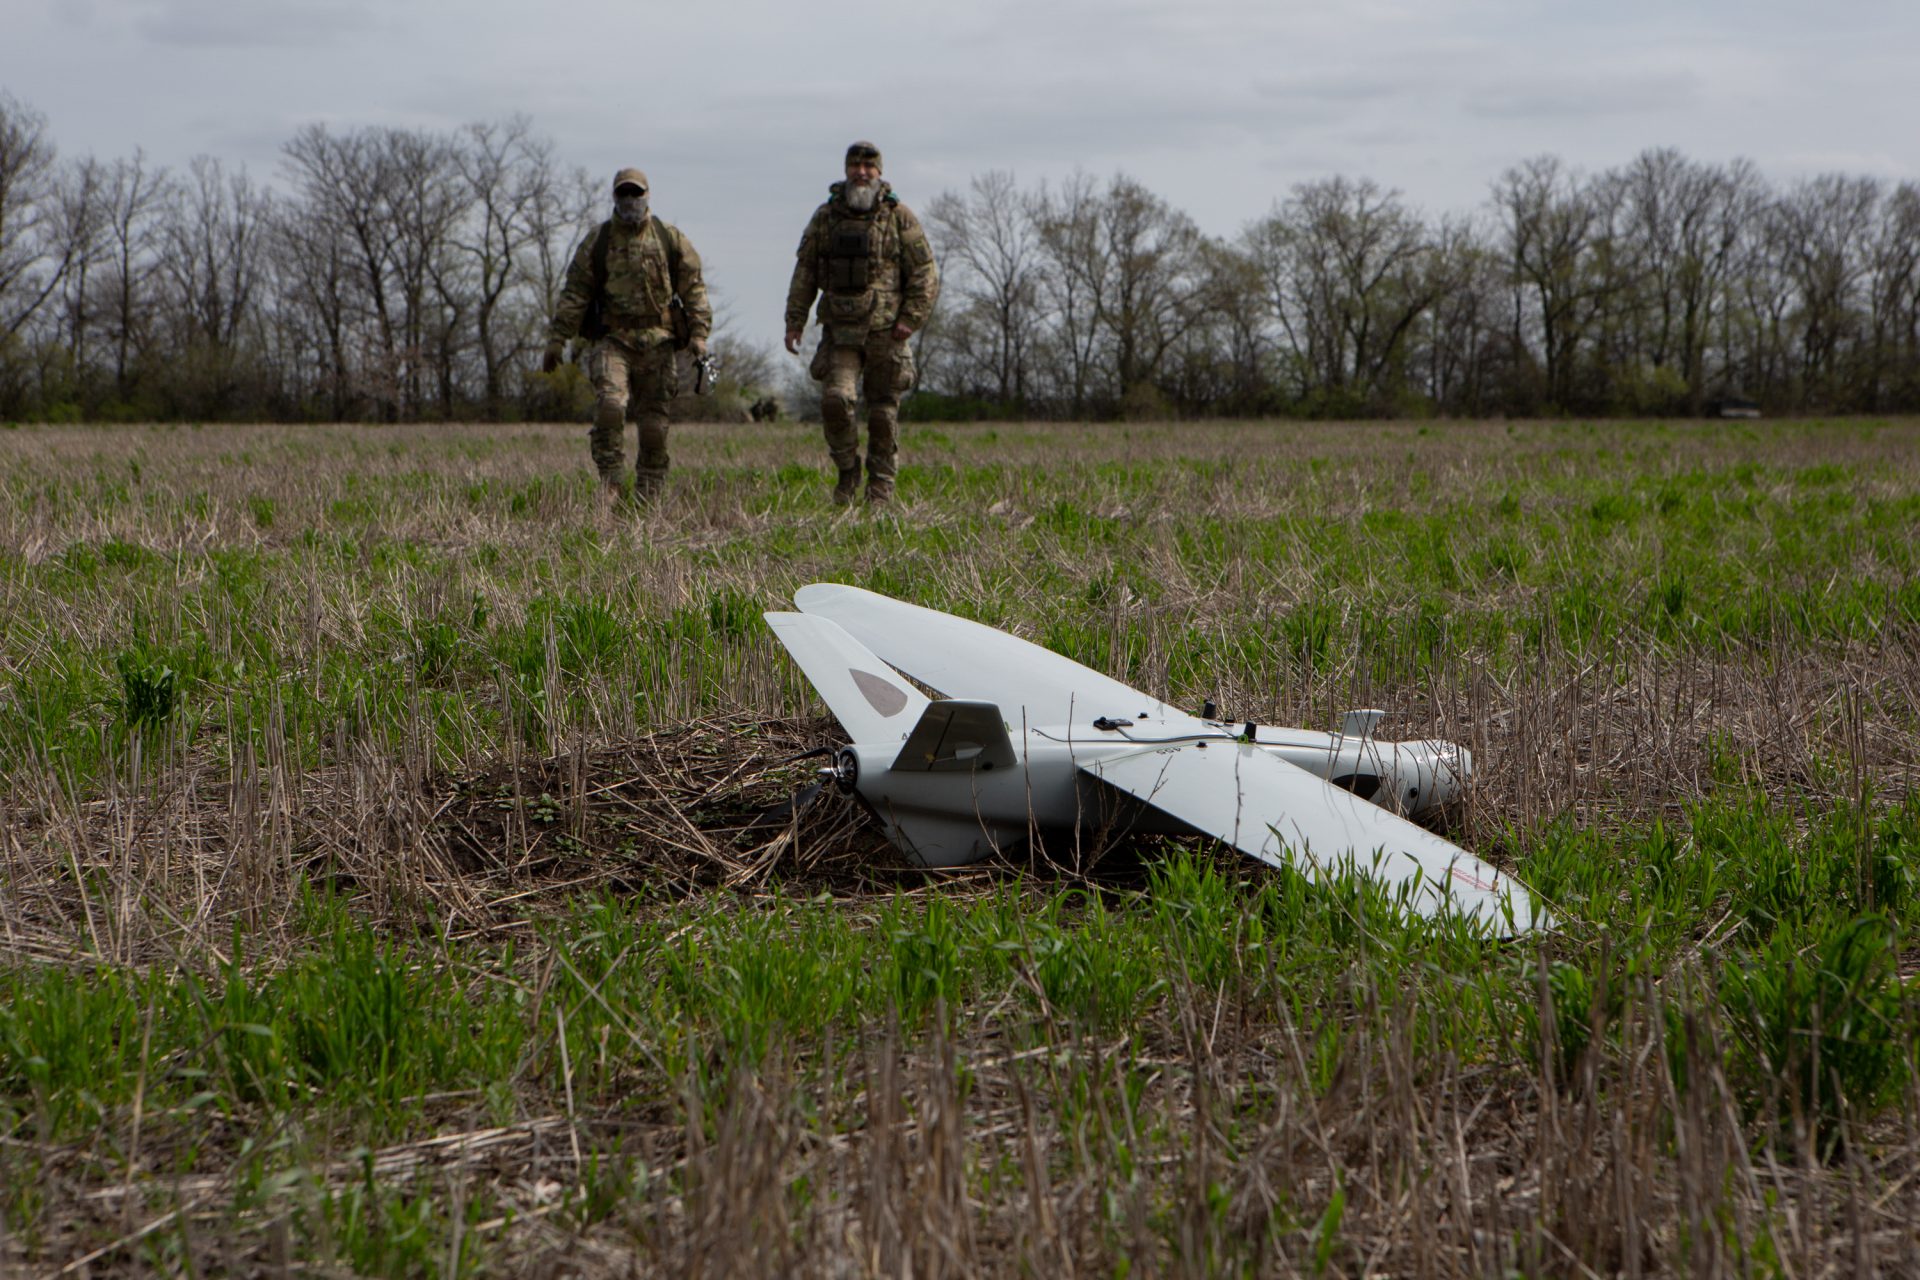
left=844, top=141, right=882, bottom=172
left=611, top=167, right=649, bottom=194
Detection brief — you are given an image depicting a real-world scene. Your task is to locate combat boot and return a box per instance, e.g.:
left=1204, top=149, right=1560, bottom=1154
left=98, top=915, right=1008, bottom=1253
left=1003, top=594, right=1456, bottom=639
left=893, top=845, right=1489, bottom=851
left=632, top=472, right=665, bottom=508
left=831, top=463, right=861, bottom=506
left=865, top=478, right=894, bottom=506
left=595, top=472, right=624, bottom=511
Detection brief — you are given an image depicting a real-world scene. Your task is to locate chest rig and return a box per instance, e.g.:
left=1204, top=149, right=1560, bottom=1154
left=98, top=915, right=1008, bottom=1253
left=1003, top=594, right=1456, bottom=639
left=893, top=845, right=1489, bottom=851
left=825, top=218, right=874, bottom=292
left=605, top=220, right=671, bottom=319
left=820, top=195, right=897, bottom=297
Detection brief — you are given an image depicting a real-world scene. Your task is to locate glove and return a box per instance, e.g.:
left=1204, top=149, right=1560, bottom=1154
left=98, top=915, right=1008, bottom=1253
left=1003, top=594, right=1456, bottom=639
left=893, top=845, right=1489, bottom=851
left=540, top=342, right=564, bottom=374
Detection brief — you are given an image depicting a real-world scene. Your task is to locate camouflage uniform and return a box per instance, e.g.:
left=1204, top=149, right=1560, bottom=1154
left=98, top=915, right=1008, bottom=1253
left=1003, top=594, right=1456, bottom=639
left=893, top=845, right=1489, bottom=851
left=547, top=170, right=711, bottom=497
left=785, top=147, right=939, bottom=503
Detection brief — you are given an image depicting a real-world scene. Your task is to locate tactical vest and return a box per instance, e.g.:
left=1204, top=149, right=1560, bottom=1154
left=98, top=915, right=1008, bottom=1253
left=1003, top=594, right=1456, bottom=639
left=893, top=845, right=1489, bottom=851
left=819, top=200, right=901, bottom=298
left=581, top=218, right=687, bottom=344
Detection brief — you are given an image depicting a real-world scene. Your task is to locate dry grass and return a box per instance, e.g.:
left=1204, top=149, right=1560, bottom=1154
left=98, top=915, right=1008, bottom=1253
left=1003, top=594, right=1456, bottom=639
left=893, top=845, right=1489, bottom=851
left=2, top=417, right=1919, bottom=1274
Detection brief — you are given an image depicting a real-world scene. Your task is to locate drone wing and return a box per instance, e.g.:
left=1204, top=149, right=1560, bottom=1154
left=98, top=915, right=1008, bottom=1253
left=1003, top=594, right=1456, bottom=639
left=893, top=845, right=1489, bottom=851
left=764, top=611, right=929, bottom=743
left=1082, top=742, right=1541, bottom=932
left=794, top=582, right=1202, bottom=729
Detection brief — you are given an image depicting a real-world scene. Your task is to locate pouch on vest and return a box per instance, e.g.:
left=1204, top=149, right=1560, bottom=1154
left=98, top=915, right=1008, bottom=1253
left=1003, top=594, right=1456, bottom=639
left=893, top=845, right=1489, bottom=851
left=893, top=342, right=917, bottom=395
left=823, top=290, right=876, bottom=346
left=825, top=221, right=872, bottom=292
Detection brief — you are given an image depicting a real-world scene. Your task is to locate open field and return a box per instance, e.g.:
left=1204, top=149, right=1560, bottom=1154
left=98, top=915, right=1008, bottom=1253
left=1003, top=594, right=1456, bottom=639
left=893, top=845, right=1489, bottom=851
left=2, top=416, right=1919, bottom=1276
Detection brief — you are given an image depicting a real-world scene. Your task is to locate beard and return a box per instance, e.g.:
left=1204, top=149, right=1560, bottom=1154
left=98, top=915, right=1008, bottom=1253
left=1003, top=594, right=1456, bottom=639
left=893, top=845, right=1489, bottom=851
left=844, top=180, right=878, bottom=213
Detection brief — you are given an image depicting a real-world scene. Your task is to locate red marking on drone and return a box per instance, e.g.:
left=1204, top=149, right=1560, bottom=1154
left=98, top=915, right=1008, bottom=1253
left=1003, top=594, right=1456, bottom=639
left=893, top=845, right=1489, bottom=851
left=1451, top=867, right=1496, bottom=892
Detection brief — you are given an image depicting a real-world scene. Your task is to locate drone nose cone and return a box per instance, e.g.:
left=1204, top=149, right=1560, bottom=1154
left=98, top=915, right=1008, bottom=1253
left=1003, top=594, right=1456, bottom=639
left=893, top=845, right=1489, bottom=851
left=1429, top=743, right=1471, bottom=807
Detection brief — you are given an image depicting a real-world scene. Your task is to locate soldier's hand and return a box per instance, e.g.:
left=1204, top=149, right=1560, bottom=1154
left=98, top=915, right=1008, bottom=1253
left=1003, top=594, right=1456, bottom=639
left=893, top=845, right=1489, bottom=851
left=689, top=337, right=708, bottom=357
left=540, top=343, right=563, bottom=375
left=784, top=329, right=803, bottom=355
left=891, top=322, right=914, bottom=342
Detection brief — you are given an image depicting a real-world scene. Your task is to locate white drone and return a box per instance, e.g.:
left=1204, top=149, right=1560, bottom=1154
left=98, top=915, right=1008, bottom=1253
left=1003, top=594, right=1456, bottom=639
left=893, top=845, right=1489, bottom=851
left=767, top=583, right=1545, bottom=934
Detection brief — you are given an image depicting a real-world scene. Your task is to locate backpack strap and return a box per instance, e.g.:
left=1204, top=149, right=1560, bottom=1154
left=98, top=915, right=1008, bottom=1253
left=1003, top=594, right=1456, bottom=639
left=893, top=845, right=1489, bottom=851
left=649, top=217, right=684, bottom=276
left=590, top=220, right=612, bottom=290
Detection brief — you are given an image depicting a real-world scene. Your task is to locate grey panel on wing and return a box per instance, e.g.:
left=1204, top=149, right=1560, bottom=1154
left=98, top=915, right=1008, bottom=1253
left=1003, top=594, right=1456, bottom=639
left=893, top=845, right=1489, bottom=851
left=763, top=611, right=929, bottom=743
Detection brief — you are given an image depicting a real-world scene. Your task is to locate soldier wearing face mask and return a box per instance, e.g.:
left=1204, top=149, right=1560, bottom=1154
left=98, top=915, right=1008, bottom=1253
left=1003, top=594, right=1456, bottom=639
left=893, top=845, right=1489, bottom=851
left=784, top=141, right=940, bottom=505
left=544, top=168, right=712, bottom=503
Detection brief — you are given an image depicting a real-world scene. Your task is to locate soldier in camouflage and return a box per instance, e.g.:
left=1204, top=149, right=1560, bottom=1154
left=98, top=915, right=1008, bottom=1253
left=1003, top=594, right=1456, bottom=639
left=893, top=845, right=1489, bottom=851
left=544, top=168, right=712, bottom=502
left=784, top=141, right=940, bottom=505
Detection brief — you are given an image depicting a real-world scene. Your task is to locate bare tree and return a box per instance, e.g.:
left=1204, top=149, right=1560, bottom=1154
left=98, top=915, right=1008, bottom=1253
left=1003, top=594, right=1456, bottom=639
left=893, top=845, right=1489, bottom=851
left=1416, top=217, right=1504, bottom=415
left=157, top=156, right=272, bottom=415
left=1091, top=174, right=1205, bottom=407
left=95, top=151, right=174, bottom=397
left=1492, top=155, right=1627, bottom=411
left=0, top=93, right=69, bottom=342
left=926, top=170, right=1042, bottom=408
left=1865, top=181, right=1920, bottom=409
left=448, top=117, right=566, bottom=414
left=1249, top=176, right=1446, bottom=413
left=1611, top=150, right=1764, bottom=411
left=1029, top=172, right=1105, bottom=416
left=1773, top=174, right=1879, bottom=408
left=1190, top=235, right=1272, bottom=414
left=49, top=156, right=107, bottom=368
left=270, top=188, right=356, bottom=419
left=281, top=124, right=460, bottom=419
left=164, top=157, right=270, bottom=351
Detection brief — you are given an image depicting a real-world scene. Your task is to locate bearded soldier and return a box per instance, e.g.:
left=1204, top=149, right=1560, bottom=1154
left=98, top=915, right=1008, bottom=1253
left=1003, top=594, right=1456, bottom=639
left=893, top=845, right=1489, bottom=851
left=544, top=168, right=711, bottom=502
left=784, top=141, right=939, bottom=505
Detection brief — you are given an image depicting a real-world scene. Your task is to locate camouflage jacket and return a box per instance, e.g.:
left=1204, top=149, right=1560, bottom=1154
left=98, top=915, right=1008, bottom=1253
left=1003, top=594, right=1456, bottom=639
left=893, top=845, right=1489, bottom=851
left=784, top=182, right=939, bottom=343
left=549, top=216, right=712, bottom=349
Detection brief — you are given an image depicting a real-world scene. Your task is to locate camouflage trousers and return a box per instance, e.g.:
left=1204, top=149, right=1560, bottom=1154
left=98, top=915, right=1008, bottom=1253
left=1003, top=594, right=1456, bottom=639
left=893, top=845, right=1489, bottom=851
left=815, top=331, right=914, bottom=496
left=587, top=338, right=678, bottom=491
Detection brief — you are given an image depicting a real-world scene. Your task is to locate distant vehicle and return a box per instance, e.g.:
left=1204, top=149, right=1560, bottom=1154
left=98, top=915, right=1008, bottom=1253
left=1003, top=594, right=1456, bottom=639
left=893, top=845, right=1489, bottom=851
left=767, top=584, right=1546, bottom=934
left=1711, top=395, right=1761, bottom=419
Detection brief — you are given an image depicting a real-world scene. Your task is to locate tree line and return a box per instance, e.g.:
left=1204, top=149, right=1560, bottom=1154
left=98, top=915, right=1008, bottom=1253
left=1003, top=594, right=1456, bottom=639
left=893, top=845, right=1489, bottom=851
left=921, top=158, right=1920, bottom=419
left=0, top=95, right=617, bottom=423
left=3, top=90, right=1916, bottom=423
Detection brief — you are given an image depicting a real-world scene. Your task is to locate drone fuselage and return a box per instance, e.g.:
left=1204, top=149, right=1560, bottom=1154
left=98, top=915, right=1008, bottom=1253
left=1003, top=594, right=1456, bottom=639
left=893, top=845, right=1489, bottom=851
left=840, top=718, right=1468, bottom=869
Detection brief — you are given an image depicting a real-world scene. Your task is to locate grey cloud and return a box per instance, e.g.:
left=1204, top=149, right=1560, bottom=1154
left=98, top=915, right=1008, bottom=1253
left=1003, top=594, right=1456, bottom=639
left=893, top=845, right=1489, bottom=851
left=135, top=0, right=377, bottom=49
left=1253, top=70, right=1417, bottom=108
left=1464, top=69, right=1701, bottom=120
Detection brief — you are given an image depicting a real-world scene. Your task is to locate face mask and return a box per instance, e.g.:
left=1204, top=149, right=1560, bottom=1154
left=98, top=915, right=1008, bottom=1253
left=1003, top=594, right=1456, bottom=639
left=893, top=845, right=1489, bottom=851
left=614, top=193, right=649, bottom=225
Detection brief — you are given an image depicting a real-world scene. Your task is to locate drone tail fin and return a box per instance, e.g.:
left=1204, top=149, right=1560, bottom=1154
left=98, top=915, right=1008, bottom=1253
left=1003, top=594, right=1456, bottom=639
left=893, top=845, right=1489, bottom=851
left=764, top=611, right=930, bottom=743
left=888, top=699, right=1017, bottom=773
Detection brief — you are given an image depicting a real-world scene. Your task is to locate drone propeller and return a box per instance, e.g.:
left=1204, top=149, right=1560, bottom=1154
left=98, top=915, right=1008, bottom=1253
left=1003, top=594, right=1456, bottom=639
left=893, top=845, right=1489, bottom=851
left=746, top=745, right=842, bottom=830
left=771, top=745, right=837, bottom=767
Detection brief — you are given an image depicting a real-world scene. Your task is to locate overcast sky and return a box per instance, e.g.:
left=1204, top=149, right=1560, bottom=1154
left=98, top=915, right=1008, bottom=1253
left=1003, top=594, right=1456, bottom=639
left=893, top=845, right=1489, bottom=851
left=7, top=0, right=1916, bottom=355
